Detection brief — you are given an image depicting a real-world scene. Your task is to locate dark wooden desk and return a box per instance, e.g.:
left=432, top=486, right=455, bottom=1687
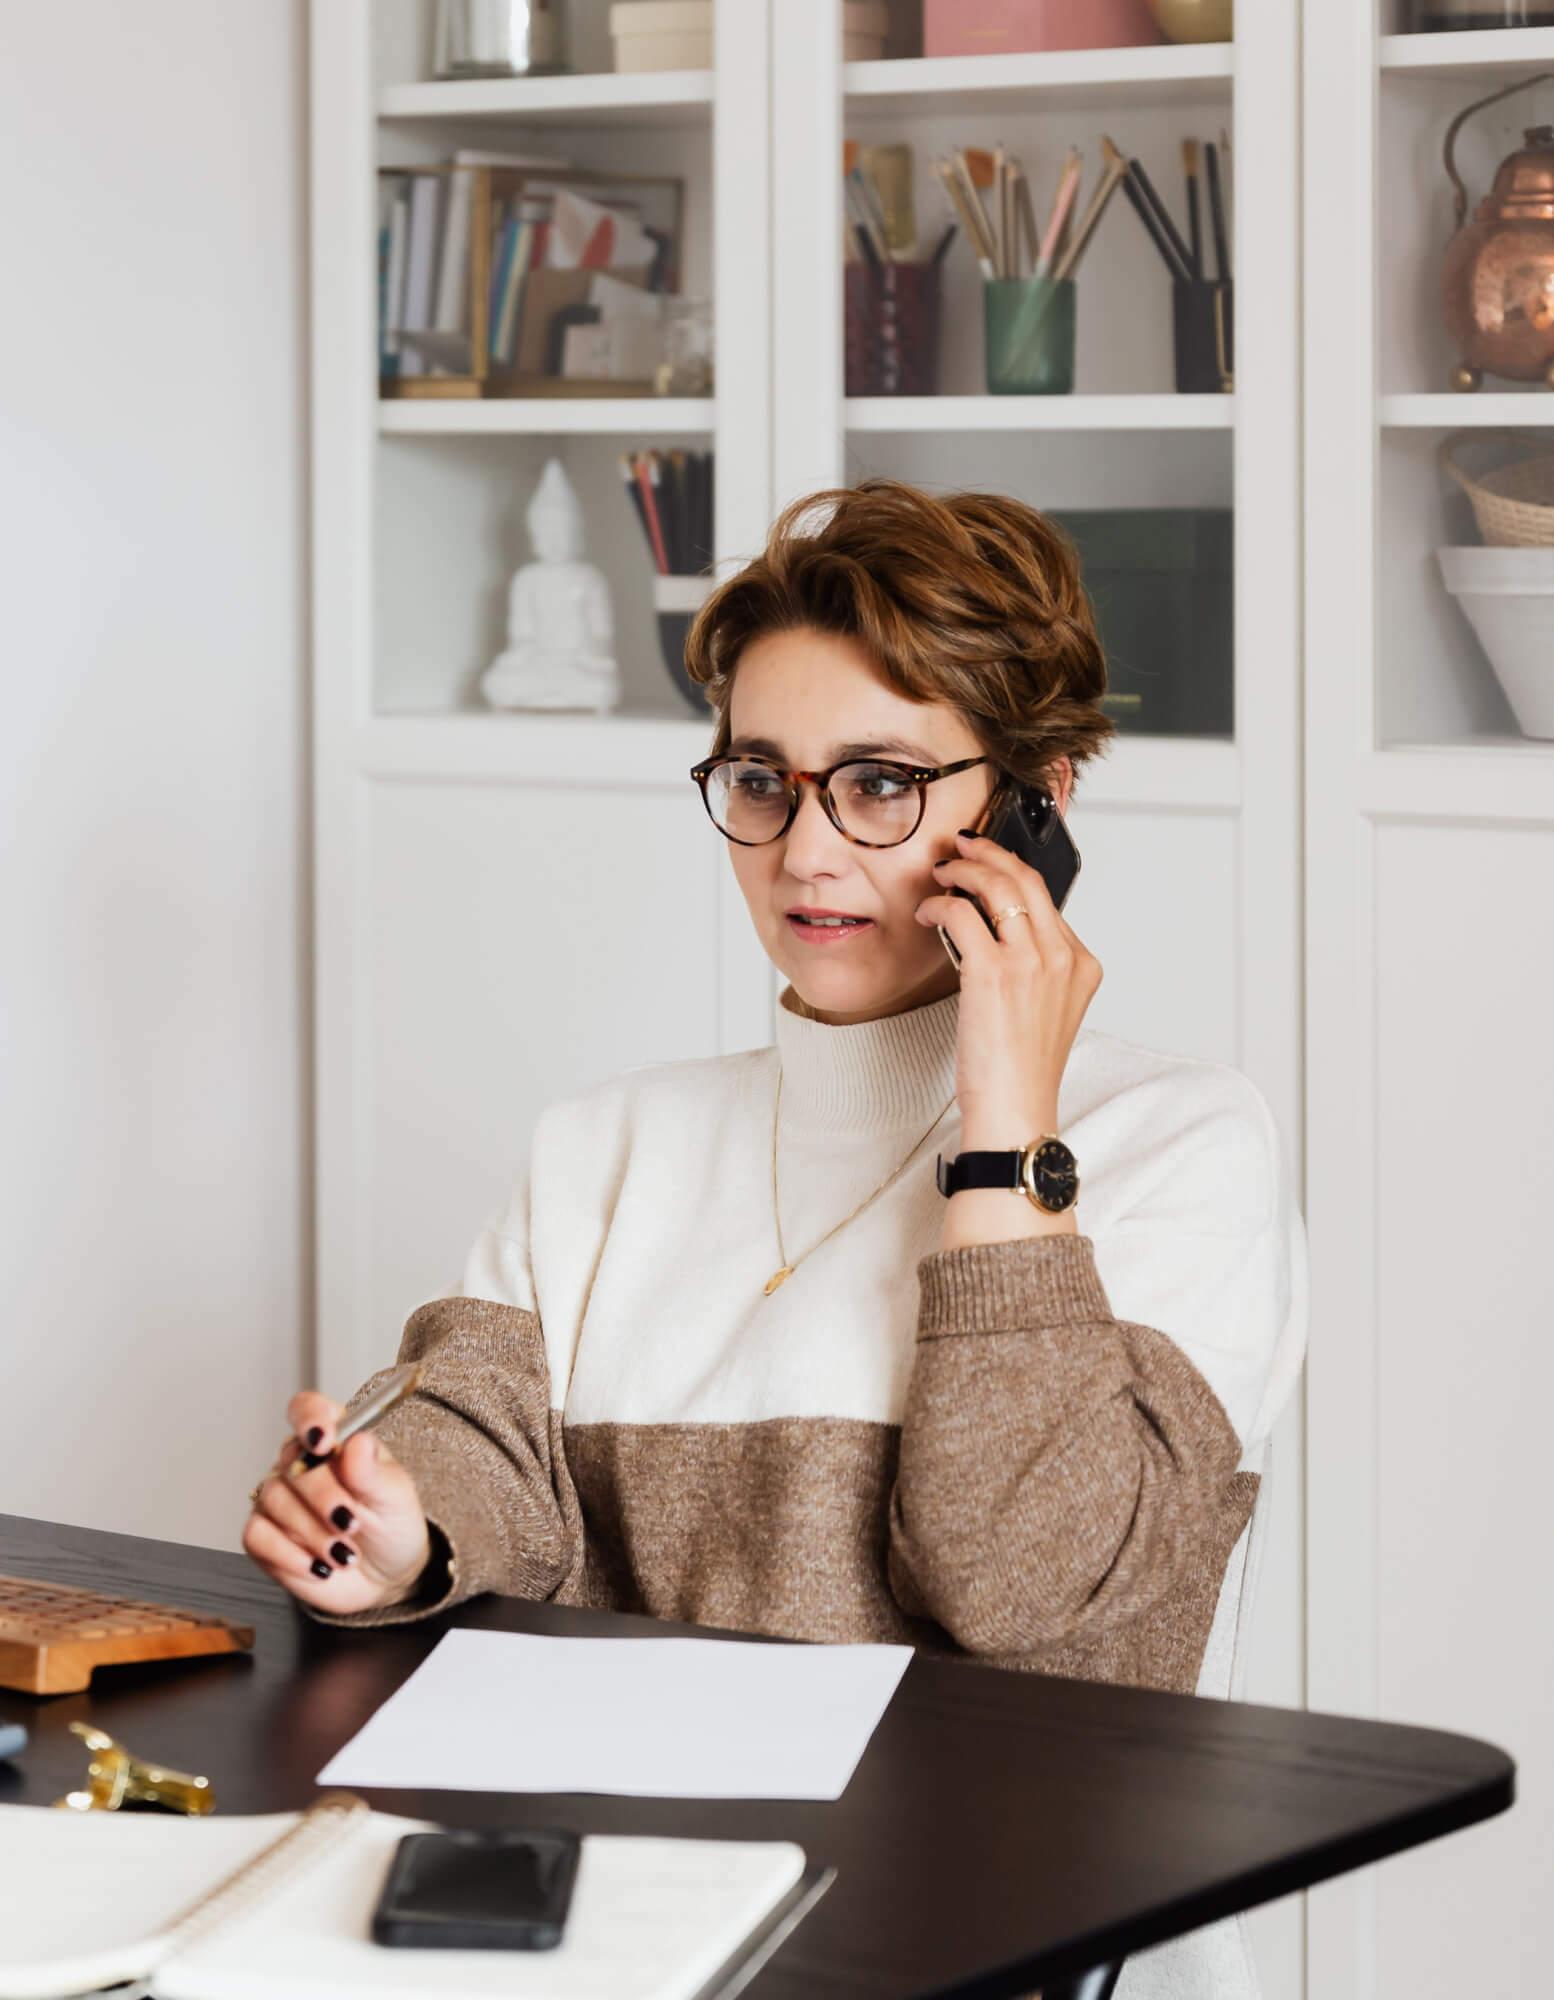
left=0, top=1514, right=1513, bottom=2000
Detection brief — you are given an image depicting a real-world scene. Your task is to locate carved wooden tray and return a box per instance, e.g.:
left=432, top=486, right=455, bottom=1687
left=0, top=1573, right=255, bottom=1695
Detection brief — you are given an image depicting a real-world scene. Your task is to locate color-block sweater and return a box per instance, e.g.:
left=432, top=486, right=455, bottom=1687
left=314, top=981, right=1307, bottom=1707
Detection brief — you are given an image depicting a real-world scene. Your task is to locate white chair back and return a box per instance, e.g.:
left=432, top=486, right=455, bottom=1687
left=1196, top=1435, right=1275, bottom=1704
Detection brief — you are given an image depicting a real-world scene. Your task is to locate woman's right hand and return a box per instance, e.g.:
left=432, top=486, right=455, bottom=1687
left=241, top=1392, right=433, bottom=1616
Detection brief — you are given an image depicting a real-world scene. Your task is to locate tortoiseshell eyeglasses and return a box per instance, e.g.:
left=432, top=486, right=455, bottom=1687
left=688, top=753, right=994, bottom=848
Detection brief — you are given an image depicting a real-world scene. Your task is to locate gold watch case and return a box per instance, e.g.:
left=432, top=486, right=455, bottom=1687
left=1020, top=1135, right=1080, bottom=1214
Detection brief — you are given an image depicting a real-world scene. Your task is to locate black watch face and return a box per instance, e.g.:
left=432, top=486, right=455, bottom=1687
left=1031, top=1138, right=1079, bottom=1212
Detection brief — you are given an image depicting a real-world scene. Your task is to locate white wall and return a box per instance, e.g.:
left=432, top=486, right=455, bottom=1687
left=0, top=1, right=310, bottom=1546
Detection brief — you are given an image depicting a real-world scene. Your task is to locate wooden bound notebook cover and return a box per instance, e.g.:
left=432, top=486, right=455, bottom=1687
left=0, top=1574, right=255, bottom=1695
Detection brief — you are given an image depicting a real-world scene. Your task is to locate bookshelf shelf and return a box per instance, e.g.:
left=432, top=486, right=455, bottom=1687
left=844, top=394, right=1235, bottom=432
left=359, top=709, right=711, bottom=784
left=1361, top=741, right=1554, bottom=824
left=843, top=44, right=1233, bottom=115
left=1380, top=394, right=1554, bottom=428
left=358, top=711, right=1242, bottom=806
left=377, top=397, right=715, bottom=435
left=1378, top=26, right=1554, bottom=77
left=378, top=68, right=714, bottom=129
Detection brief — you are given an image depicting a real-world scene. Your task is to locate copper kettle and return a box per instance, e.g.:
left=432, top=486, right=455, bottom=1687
left=1441, top=72, right=1554, bottom=391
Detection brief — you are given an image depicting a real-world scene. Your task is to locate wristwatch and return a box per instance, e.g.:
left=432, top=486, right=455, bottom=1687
left=935, top=1135, right=1080, bottom=1214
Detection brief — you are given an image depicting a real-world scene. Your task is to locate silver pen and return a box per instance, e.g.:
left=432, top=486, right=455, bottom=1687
left=284, top=1362, right=423, bottom=1481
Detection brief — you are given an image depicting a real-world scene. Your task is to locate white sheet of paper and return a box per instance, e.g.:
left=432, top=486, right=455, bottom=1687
left=316, top=1629, right=912, bottom=1800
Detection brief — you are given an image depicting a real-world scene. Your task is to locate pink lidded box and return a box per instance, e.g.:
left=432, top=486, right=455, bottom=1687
left=924, top=0, right=1164, bottom=56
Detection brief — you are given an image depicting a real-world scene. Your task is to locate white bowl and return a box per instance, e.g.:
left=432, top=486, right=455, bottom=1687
left=1437, top=544, right=1554, bottom=740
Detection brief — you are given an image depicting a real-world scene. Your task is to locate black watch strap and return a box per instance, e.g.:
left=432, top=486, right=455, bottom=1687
left=935, top=1137, right=1080, bottom=1213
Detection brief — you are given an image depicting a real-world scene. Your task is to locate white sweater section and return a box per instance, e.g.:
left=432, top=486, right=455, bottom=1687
left=458, top=982, right=1308, bottom=1474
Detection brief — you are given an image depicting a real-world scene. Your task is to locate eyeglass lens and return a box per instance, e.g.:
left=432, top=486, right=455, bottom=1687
left=706, top=761, right=922, bottom=845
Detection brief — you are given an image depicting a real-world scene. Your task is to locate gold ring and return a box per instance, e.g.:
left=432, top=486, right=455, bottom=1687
left=992, top=904, right=1029, bottom=929
left=248, top=1479, right=269, bottom=1510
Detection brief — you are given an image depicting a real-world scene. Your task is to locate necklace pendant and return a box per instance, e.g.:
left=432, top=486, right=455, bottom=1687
left=763, top=1265, right=795, bottom=1296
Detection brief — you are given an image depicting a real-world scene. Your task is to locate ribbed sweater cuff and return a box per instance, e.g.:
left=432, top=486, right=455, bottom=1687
left=302, top=1436, right=512, bottom=1630
left=915, top=1232, right=1113, bottom=1338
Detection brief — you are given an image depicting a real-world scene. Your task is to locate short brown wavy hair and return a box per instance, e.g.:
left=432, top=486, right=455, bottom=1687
left=682, top=479, right=1117, bottom=797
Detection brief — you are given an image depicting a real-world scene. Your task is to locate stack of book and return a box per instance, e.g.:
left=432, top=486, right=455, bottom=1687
left=378, top=151, right=682, bottom=395
left=378, top=147, right=567, bottom=381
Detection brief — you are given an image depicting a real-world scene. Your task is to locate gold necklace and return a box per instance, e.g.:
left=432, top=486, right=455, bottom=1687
left=764, top=1064, right=958, bottom=1297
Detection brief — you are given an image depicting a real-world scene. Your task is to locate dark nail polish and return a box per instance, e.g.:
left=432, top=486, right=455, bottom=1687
left=958, top=828, right=979, bottom=841
left=330, top=1540, right=355, bottom=1566
left=305, top=1426, right=324, bottom=1450
left=310, top=1557, right=332, bottom=1579
left=331, top=1505, right=354, bottom=1532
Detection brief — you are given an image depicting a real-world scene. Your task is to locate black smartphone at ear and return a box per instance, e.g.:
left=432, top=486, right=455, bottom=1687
left=372, top=1827, right=581, bottom=1950
left=936, top=780, right=1082, bottom=972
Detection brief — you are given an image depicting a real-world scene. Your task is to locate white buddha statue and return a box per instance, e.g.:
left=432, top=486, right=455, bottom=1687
left=481, top=458, right=621, bottom=712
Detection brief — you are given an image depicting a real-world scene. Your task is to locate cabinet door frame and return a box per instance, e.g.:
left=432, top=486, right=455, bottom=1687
left=308, top=0, right=777, bottom=1387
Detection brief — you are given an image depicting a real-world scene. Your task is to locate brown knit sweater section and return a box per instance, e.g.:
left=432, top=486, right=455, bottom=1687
left=308, top=1234, right=1256, bottom=1697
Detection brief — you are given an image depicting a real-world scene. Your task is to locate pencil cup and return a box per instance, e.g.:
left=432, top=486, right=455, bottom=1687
left=653, top=573, right=717, bottom=716
left=984, top=277, right=1076, bottom=395
left=843, top=261, right=941, bottom=396
left=1172, top=278, right=1234, bottom=393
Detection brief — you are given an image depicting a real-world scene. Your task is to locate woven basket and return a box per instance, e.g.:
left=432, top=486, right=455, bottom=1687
left=1440, top=429, right=1554, bottom=548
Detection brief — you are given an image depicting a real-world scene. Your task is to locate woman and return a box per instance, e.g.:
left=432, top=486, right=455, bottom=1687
left=243, top=479, right=1306, bottom=1987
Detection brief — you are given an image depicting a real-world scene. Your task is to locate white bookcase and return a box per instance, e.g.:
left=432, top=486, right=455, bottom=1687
left=1305, top=11, right=1554, bottom=2000
left=308, top=5, right=1323, bottom=1993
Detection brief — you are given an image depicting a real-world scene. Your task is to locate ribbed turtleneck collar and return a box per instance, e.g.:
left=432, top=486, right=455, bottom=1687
left=773, top=981, right=963, bottom=1139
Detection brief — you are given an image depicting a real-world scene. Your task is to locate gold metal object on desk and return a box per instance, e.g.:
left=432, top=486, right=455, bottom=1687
left=1441, top=74, right=1554, bottom=391
left=53, top=1721, right=215, bottom=1814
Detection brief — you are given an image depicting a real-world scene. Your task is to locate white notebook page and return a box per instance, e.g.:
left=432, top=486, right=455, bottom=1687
left=160, top=1818, right=808, bottom=2000
left=317, top=1628, right=911, bottom=1800
left=0, top=1803, right=809, bottom=2000
left=0, top=1805, right=305, bottom=1999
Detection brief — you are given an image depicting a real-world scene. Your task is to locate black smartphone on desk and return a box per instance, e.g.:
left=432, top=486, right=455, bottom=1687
left=937, top=779, right=1082, bottom=972
left=372, top=1826, right=581, bottom=1950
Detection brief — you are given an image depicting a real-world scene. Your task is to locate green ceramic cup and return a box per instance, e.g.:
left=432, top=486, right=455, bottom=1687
left=984, top=277, right=1076, bottom=395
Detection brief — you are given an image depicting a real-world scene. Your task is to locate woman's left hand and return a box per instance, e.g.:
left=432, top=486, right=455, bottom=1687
left=915, top=828, right=1103, bottom=1133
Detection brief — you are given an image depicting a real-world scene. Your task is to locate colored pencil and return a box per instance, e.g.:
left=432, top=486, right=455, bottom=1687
left=1205, top=139, right=1231, bottom=282
left=849, top=164, right=894, bottom=263
left=1036, top=148, right=1083, bottom=278
left=936, top=156, right=996, bottom=278
left=1052, top=141, right=1128, bottom=283
left=634, top=454, right=669, bottom=574
left=1183, top=138, right=1203, bottom=281
left=844, top=173, right=886, bottom=265
left=956, top=148, right=999, bottom=269
left=994, top=141, right=1010, bottom=280
left=1011, top=160, right=1040, bottom=276
left=620, top=453, right=651, bottom=552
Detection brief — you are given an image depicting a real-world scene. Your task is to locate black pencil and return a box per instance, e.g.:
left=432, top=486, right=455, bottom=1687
left=1130, top=155, right=1195, bottom=284
left=1119, top=161, right=1191, bottom=282
left=693, top=451, right=712, bottom=571
left=666, top=451, right=687, bottom=574
left=673, top=449, right=695, bottom=574
left=1183, top=138, right=1203, bottom=282
left=1205, top=140, right=1231, bottom=282
left=655, top=451, right=674, bottom=572
left=676, top=453, right=692, bottom=575
left=621, top=453, right=653, bottom=559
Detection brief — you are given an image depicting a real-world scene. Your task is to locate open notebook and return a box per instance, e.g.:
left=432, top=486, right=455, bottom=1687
left=0, top=1793, right=830, bottom=2000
